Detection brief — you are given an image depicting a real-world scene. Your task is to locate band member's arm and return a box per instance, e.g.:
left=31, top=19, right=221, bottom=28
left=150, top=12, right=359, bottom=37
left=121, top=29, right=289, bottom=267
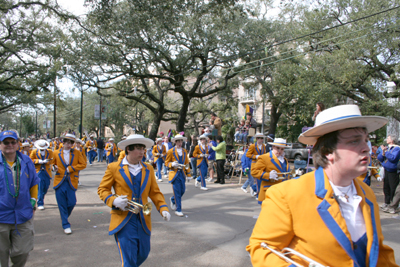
left=68, top=151, right=87, bottom=173
left=193, top=146, right=201, bottom=159
left=147, top=165, right=169, bottom=214
left=251, top=157, right=271, bottom=181
left=246, top=145, right=257, bottom=161
left=98, top=165, right=117, bottom=207
left=184, top=152, right=191, bottom=177
left=246, top=185, right=294, bottom=266
left=29, top=150, right=39, bottom=164
left=165, top=151, right=174, bottom=169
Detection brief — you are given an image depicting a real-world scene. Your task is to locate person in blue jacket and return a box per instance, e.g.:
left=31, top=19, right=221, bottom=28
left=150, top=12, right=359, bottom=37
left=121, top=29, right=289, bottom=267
left=378, top=134, right=400, bottom=210
left=241, top=148, right=257, bottom=196
left=0, top=130, right=39, bottom=267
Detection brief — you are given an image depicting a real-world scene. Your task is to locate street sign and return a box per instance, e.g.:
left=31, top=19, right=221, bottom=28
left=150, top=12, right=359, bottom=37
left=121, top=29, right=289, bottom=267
left=101, top=106, right=107, bottom=120
left=94, top=105, right=100, bottom=119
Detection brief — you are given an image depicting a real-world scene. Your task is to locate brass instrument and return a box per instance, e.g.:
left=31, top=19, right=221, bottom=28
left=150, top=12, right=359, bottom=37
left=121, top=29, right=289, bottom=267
left=114, top=194, right=152, bottom=215
left=277, top=168, right=297, bottom=179
left=173, top=161, right=190, bottom=170
left=367, top=166, right=378, bottom=169
left=260, top=243, right=328, bottom=267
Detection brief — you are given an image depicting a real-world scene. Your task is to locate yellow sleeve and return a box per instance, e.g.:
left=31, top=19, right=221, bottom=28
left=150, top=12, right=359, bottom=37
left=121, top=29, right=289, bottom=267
left=165, top=150, right=174, bottom=169
left=251, top=156, right=270, bottom=180
left=30, top=184, right=38, bottom=199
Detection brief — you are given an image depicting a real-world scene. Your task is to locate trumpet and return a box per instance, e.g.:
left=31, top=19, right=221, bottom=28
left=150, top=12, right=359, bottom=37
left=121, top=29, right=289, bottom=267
left=260, top=243, right=328, bottom=267
left=174, top=162, right=190, bottom=170
left=367, top=166, right=378, bottom=169
left=277, top=168, right=297, bottom=179
left=114, top=194, right=152, bottom=215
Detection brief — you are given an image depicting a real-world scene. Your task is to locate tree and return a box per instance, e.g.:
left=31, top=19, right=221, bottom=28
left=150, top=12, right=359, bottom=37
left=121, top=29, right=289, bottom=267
left=67, top=0, right=250, bottom=139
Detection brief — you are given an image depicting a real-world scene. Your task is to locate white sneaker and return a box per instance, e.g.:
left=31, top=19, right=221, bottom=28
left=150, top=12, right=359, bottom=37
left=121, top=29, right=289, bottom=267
left=250, top=187, right=254, bottom=195
left=157, top=178, right=162, bottom=182
left=78, top=181, right=82, bottom=186
left=37, top=206, right=45, bottom=210
left=241, top=187, right=248, bottom=193
left=170, top=197, right=176, bottom=211
left=89, top=163, right=93, bottom=166
left=195, top=180, right=199, bottom=187
left=64, top=228, right=72, bottom=235
left=200, top=187, right=208, bottom=191
left=208, top=178, right=214, bottom=183
left=175, top=211, right=184, bottom=217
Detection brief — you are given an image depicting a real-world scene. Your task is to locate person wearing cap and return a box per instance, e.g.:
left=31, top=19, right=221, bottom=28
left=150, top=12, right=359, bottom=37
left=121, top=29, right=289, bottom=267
left=245, top=133, right=267, bottom=196
left=250, top=137, right=290, bottom=204
left=193, top=134, right=210, bottom=189
left=85, top=135, right=98, bottom=166
left=152, top=138, right=166, bottom=182
left=105, top=138, right=117, bottom=165
left=265, top=134, right=274, bottom=152
left=378, top=134, right=400, bottom=211
left=98, top=134, right=170, bottom=266
left=247, top=105, right=397, bottom=266
left=52, top=134, right=87, bottom=234
left=165, top=134, right=191, bottom=216
left=30, top=140, right=54, bottom=210
left=0, top=130, right=39, bottom=267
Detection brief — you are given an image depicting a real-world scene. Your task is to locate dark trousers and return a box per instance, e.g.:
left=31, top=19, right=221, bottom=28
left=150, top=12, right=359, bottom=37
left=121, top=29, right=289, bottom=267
left=216, top=159, right=225, bottom=183
left=383, top=170, right=399, bottom=204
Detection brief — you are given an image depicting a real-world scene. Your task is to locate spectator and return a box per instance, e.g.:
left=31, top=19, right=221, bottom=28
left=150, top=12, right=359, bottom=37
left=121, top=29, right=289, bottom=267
left=211, top=135, right=227, bottom=184
left=234, top=127, right=241, bottom=143
left=189, top=136, right=198, bottom=179
left=312, top=102, right=325, bottom=121
left=210, top=112, right=222, bottom=136
left=206, top=135, right=217, bottom=182
left=246, top=112, right=257, bottom=129
left=97, top=136, right=105, bottom=162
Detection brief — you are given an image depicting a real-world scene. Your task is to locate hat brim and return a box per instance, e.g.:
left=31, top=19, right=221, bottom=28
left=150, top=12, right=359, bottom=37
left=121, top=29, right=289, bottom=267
left=118, top=138, right=154, bottom=150
left=34, top=141, right=50, bottom=150
left=62, top=136, right=76, bottom=142
left=298, top=116, right=388, bottom=145
left=268, top=142, right=290, bottom=147
left=172, top=137, right=187, bottom=142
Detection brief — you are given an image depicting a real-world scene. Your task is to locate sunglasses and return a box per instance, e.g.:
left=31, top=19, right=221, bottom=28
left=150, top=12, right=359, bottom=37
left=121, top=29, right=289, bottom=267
left=3, top=140, right=17, bottom=145
left=256, top=137, right=264, bottom=140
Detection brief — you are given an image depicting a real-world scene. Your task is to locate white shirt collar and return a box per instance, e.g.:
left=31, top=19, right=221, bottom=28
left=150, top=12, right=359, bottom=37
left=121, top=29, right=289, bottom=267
left=122, top=157, right=142, bottom=176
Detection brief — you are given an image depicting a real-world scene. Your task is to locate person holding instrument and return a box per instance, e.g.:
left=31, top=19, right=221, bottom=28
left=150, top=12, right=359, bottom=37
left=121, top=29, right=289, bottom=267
left=247, top=105, right=397, bottom=266
left=98, top=134, right=170, bottom=266
left=250, top=137, right=290, bottom=204
left=152, top=138, right=166, bottom=182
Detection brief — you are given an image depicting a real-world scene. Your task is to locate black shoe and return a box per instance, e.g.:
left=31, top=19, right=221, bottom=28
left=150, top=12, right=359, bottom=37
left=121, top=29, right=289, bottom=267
left=220, top=181, right=225, bottom=184
left=214, top=180, right=221, bottom=183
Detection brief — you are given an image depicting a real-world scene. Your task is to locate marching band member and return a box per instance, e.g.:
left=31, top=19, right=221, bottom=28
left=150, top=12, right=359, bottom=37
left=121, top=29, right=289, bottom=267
left=251, top=138, right=290, bottom=204
left=245, top=133, right=267, bottom=197
left=247, top=105, right=397, bottom=266
left=98, top=134, right=170, bottom=267
left=53, top=137, right=61, bottom=151
left=21, top=142, right=31, bottom=156
left=85, top=134, right=97, bottom=166
left=0, top=130, right=39, bottom=267
left=105, top=138, right=117, bottom=165
left=165, top=134, right=191, bottom=217
left=193, top=134, right=210, bottom=189
left=74, top=139, right=87, bottom=186
left=52, top=134, right=86, bottom=234
left=356, top=155, right=382, bottom=186
left=152, top=138, right=166, bottom=182
left=117, top=136, right=127, bottom=161
left=30, top=139, right=54, bottom=210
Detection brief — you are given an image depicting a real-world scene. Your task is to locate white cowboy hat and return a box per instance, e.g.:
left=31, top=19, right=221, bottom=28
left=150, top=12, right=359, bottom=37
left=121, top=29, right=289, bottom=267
left=34, top=140, right=50, bottom=150
left=155, top=138, right=163, bottom=143
left=109, top=138, right=114, bottom=141
left=172, top=134, right=187, bottom=142
left=89, top=134, right=95, bottom=138
left=21, top=142, right=30, bottom=147
left=198, top=134, right=207, bottom=140
left=75, top=138, right=84, bottom=144
left=268, top=138, right=290, bottom=147
left=117, top=134, right=154, bottom=150
left=254, top=133, right=266, bottom=138
left=62, top=133, right=76, bottom=142
left=298, top=104, right=388, bottom=145
left=121, top=136, right=127, bottom=140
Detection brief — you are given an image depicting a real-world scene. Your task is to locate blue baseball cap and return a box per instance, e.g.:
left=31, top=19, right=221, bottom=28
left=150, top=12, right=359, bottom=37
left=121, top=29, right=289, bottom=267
left=0, top=130, right=19, bottom=141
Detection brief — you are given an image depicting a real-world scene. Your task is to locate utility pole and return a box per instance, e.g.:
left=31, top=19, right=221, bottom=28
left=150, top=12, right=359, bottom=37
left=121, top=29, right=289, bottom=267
left=54, top=78, right=57, bottom=138
left=99, top=95, right=102, bottom=137
left=35, top=110, right=38, bottom=137
left=80, top=87, right=83, bottom=139
left=261, top=96, right=265, bottom=134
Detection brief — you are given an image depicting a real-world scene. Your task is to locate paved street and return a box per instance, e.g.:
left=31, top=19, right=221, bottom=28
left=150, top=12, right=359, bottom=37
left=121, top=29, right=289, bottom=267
left=28, top=162, right=400, bottom=267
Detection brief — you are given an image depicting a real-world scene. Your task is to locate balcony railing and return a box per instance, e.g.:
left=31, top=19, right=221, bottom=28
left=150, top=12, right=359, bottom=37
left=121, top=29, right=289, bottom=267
left=239, top=96, right=256, bottom=103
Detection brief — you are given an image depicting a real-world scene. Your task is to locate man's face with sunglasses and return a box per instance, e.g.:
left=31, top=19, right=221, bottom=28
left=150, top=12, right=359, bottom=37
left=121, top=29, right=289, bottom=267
left=0, top=138, right=19, bottom=155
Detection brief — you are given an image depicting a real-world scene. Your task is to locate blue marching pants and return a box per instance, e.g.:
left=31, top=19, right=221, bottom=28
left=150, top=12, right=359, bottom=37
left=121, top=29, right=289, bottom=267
left=196, top=161, right=208, bottom=188
left=37, top=170, right=51, bottom=206
left=115, top=214, right=150, bottom=267
left=55, top=179, right=77, bottom=229
left=107, top=153, right=115, bottom=165
left=88, top=150, right=97, bottom=164
left=156, top=159, right=164, bottom=180
left=171, top=173, right=186, bottom=212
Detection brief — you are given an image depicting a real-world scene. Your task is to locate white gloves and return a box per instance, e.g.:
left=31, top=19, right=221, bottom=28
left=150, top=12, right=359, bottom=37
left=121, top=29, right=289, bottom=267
left=377, top=177, right=383, bottom=182
left=155, top=153, right=160, bottom=156
left=38, top=160, right=44, bottom=164
left=38, top=159, right=50, bottom=164
left=256, top=155, right=260, bottom=159
left=269, top=170, right=278, bottom=181
left=171, top=162, right=179, bottom=168
left=162, top=211, right=171, bottom=221
left=113, top=195, right=128, bottom=211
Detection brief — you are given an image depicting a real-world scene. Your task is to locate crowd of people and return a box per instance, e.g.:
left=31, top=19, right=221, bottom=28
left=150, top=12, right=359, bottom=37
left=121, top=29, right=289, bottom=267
left=1, top=105, right=399, bottom=266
